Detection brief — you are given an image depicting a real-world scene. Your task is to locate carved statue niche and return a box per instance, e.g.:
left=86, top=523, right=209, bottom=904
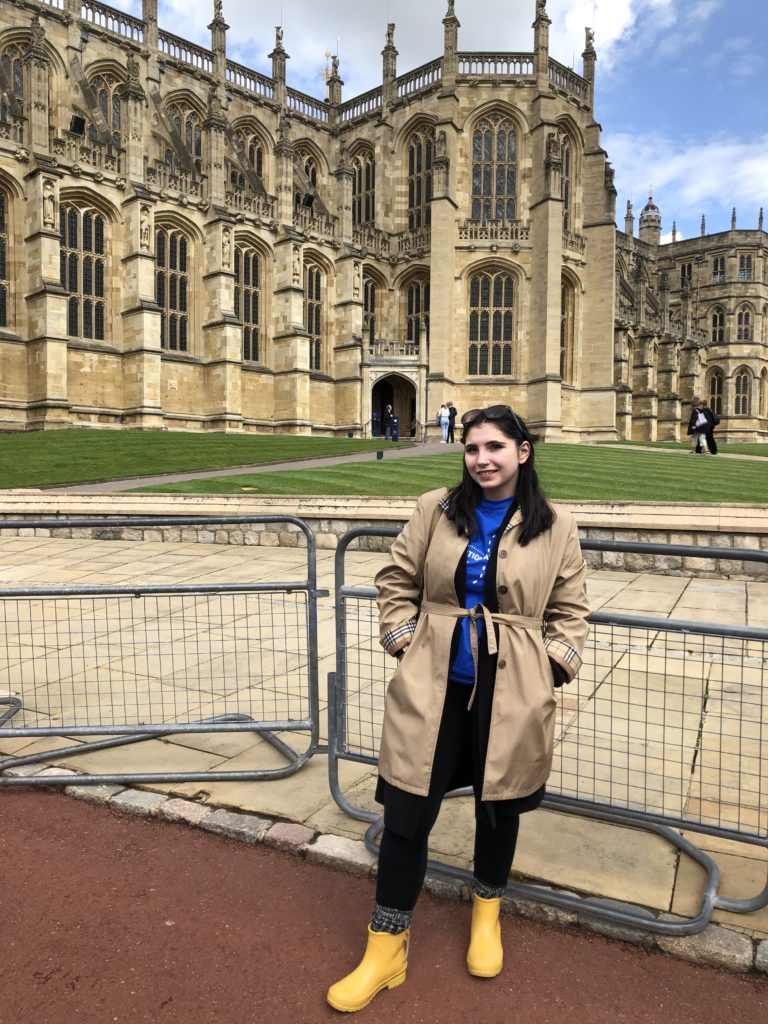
left=292, top=244, right=301, bottom=285
left=222, top=227, right=231, bottom=268
left=30, top=14, right=46, bottom=51
left=127, top=53, right=140, bottom=84
left=42, top=179, right=56, bottom=228
left=140, top=205, right=151, bottom=250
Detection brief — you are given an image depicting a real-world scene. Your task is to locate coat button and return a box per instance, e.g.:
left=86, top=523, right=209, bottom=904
left=498, top=585, right=508, bottom=594
left=498, top=659, right=507, bottom=669
left=499, top=550, right=508, bottom=558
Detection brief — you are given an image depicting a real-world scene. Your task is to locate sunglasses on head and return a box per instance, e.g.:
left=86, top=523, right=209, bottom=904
left=460, top=404, right=525, bottom=435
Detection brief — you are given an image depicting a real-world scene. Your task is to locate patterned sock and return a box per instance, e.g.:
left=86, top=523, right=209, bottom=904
left=472, top=876, right=506, bottom=900
left=370, top=903, right=412, bottom=934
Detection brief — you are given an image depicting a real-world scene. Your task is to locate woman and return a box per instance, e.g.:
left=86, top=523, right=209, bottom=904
left=327, top=405, right=590, bottom=1013
left=437, top=402, right=450, bottom=443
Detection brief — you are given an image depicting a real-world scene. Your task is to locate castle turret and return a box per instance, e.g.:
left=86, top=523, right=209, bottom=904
left=638, top=194, right=661, bottom=246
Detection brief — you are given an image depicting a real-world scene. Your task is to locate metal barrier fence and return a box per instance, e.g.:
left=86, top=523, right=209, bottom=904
left=329, top=528, right=768, bottom=936
left=0, top=516, right=322, bottom=787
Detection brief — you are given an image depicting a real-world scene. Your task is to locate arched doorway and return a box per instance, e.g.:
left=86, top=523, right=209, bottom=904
left=371, top=375, right=417, bottom=438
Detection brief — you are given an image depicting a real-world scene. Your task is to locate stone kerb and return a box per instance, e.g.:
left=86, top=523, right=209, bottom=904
left=1, top=494, right=767, bottom=578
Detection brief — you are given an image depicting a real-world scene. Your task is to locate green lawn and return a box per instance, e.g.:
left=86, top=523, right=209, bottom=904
left=599, top=440, right=768, bottom=458
left=0, top=431, right=414, bottom=488
left=134, top=445, right=768, bottom=504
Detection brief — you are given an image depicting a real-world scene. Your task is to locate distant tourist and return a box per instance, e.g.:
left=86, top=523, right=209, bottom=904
left=447, top=401, right=458, bottom=444
left=687, top=398, right=709, bottom=454
left=436, top=402, right=450, bottom=443
left=383, top=404, right=394, bottom=441
left=327, top=404, right=590, bottom=1013
left=701, top=400, right=720, bottom=455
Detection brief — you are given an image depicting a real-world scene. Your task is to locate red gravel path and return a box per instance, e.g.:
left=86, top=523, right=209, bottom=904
left=1, top=789, right=766, bottom=1024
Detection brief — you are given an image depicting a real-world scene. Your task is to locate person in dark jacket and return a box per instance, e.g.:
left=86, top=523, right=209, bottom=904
left=701, top=401, right=719, bottom=454
left=447, top=401, right=458, bottom=443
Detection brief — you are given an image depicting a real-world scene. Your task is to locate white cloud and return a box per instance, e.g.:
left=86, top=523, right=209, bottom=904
left=605, top=129, right=768, bottom=234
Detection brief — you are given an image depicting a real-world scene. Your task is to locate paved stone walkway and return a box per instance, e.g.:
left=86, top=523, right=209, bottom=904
left=0, top=531, right=766, bottom=953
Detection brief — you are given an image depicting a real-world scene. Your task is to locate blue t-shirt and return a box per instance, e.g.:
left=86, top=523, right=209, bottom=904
left=449, top=496, right=515, bottom=685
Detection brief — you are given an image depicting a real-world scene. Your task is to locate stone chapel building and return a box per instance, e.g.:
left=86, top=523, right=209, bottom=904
left=0, top=0, right=765, bottom=441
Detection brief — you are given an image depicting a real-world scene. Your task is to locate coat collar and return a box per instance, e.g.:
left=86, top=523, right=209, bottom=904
left=437, top=497, right=523, bottom=533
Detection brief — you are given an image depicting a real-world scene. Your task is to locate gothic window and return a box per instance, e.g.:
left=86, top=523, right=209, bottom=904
left=711, top=255, right=725, bottom=284
left=167, top=103, right=202, bottom=171
left=708, top=369, right=723, bottom=416
left=352, top=150, right=375, bottom=226
left=679, top=262, right=692, bottom=288
left=468, top=267, right=514, bottom=376
left=304, top=261, right=323, bottom=371
left=295, top=148, right=319, bottom=209
left=0, top=44, right=24, bottom=124
left=0, top=190, right=7, bottom=328
left=247, top=136, right=264, bottom=178
left=471, top=114, right=517, bottom=223
left=363, top=274, right=377, bottom=345
left=155, top=226, right=189, bottom=352
left=736, top=305, right=752, bottom=341
left=88, top=74, right=123, bottom=145
left=710, top=305, right=725, bottom=343
left=235, top=244, right=261, bottom=362
left=561, top=135, right=572, bottom=232
left=759, top=369, right=768, bottom=419
left=59, top=203, right=106, bottom=341
left=738, top=254, right=753, bottom=282
left=407, top=126, right=434, bottom=231
left=734, top=369, right=751, bottom=415
left=235, top=128, right=265, bottom=185
left=763, top=305, right=768, bottom=344
left=405, top=275, right=430, bottom=348
left=560, top=278, right=575, bottom=384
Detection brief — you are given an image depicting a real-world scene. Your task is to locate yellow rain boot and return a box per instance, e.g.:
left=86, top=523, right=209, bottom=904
left=467, top=894, right=503, bottom=978
left=327, top=925, right=409, bottom=1013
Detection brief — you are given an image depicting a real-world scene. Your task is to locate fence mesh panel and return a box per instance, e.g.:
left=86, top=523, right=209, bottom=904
left=339, top=597, right=767, bottom=841
left=1, top=590, right=311, bottom=733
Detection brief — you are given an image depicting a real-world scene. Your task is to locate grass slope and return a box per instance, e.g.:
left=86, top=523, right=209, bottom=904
left=0, top=431, right=414, bottom=488
left=600, top=441, right=768, bottom=458
left=134, top=445, right=768, bottom=504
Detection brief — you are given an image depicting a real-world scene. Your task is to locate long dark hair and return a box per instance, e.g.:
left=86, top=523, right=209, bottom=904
left=444, top=407, right=554, bottom=546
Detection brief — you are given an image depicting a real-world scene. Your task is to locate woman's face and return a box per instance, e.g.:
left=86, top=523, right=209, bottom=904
left=464, top=421, right=530, bottom=500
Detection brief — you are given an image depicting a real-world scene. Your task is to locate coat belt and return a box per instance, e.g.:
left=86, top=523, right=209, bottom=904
left=420, top=601, right=543, bottom=709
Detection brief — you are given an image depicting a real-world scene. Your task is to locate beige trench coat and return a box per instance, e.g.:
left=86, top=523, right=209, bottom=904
left=375, top=488, right=590, bottom=802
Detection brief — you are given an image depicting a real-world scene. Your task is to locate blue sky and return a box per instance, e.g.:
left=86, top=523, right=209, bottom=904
left=117, top=0, right=767, bottom=241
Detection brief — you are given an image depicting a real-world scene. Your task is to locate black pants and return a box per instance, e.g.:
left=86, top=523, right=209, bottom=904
left=376, top=683, right=520, bottom=912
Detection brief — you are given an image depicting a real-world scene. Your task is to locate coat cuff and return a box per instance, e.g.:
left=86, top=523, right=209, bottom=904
left=381, top=619, right=417, bottom=656
left=543, top=637, right=582, bottom=681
